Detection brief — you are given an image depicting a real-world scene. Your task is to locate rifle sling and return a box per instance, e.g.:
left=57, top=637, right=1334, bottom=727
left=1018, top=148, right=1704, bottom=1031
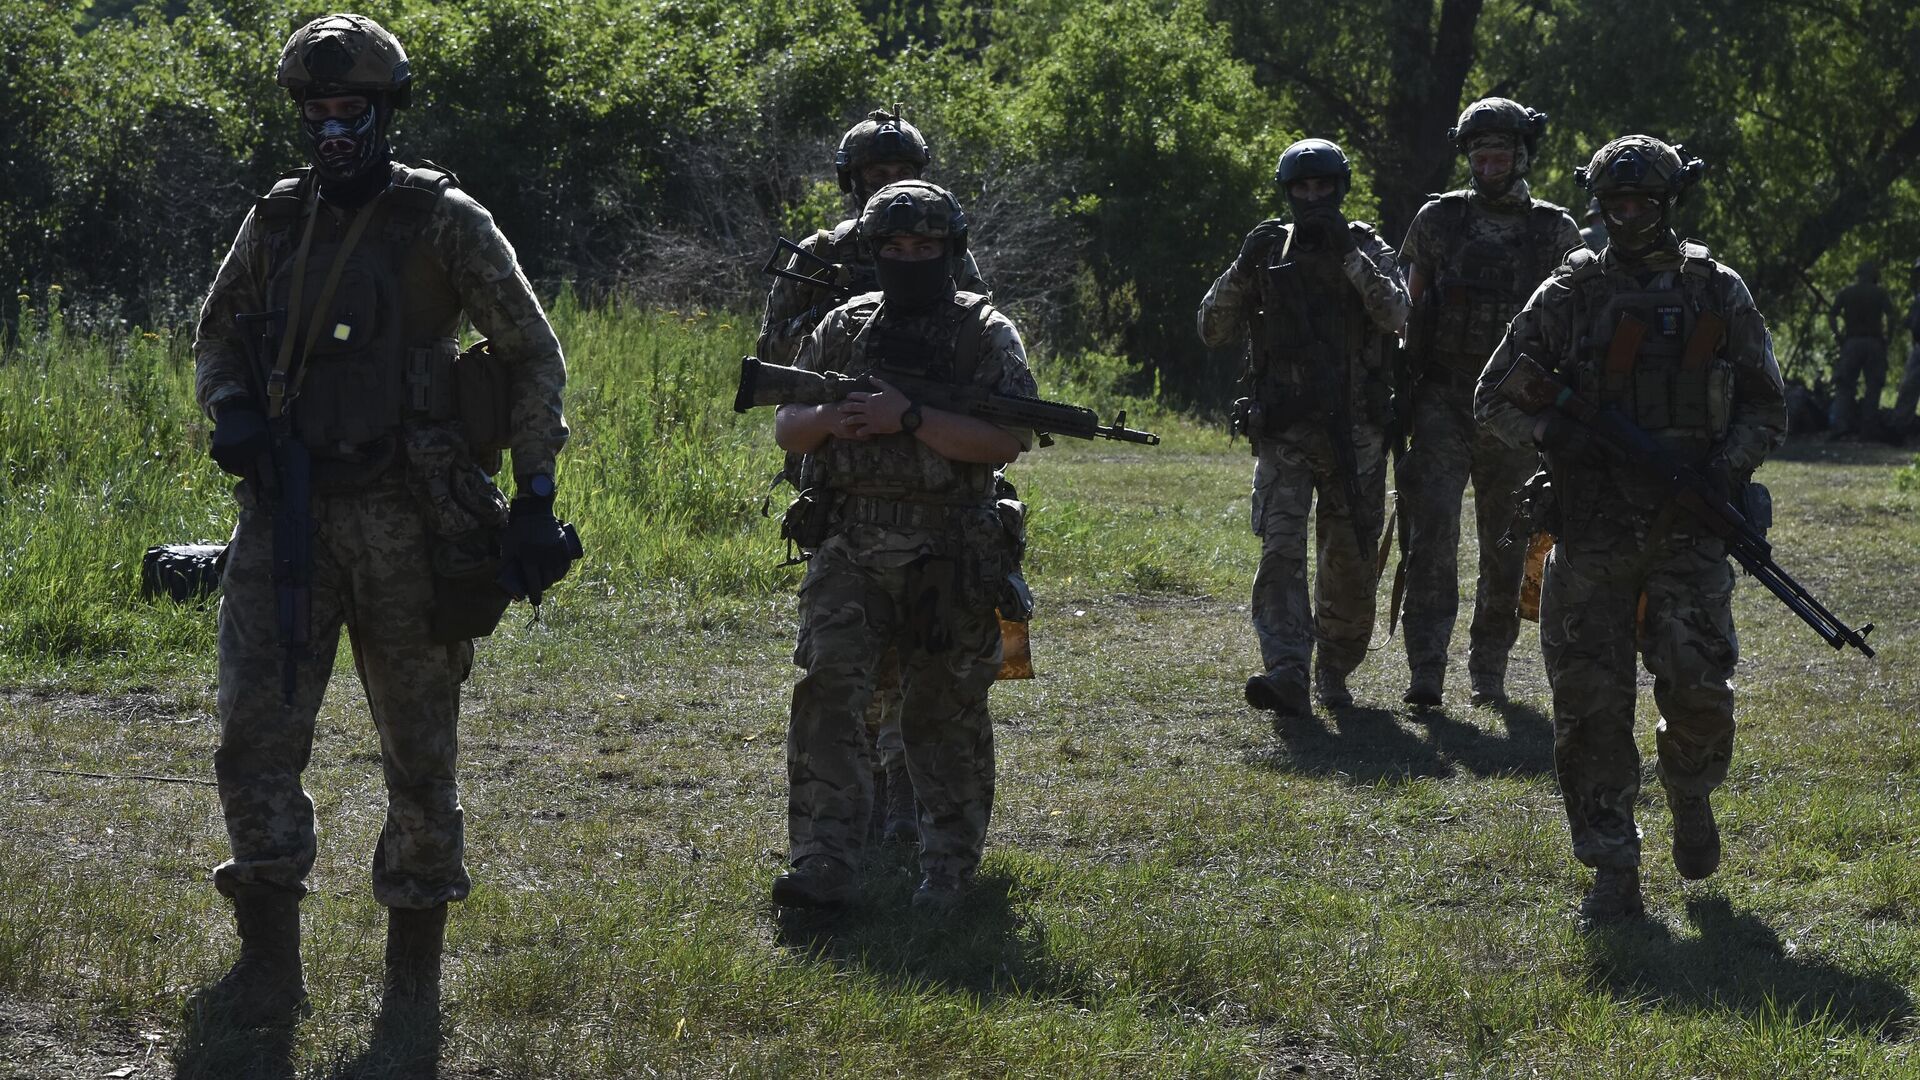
left=267, top=186, right=379, bottom=421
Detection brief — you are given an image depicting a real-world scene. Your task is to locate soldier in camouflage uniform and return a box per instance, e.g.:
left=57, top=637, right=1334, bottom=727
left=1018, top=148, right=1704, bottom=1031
left=193, top=15, right=574, bottom=1035
left=1475, top=136, right=1786, bottom=922
left=1397, top=99, right=1581, bottom=707
left=1826, top=261, right=1899, bottom=436
left=1198, top=139, right=1410, bottom=719
left=759, top=108, right=991, bottom=846
left=770, top=181, right=1035, bottom=915
left=1893, top=258, right=1920, bottom=433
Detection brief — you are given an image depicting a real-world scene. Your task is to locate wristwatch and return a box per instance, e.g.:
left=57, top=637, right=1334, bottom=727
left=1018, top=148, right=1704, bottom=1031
left=523, top=473, right=556, bottom=500
left=899, top=402, right=924, bottom=434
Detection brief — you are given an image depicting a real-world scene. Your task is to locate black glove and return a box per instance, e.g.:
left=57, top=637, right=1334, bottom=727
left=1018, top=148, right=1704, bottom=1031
left=1295, top=206, right=1355, bottom=253
left=1704, top=455, right=1736, bottom=502
left=498, top=492, right=582, bottom=605
left=1235, top=219, right=1287, bottom=271
left=1532, top=413, right=1608, bottom=467
left=209, top=399, right=271, bottom=479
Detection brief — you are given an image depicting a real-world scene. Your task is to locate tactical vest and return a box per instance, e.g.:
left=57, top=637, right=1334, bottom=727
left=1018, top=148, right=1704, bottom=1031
left=1426, top=192, right=1574, bottom=375
left=1559, top=242, right=1732, bottom=513
left=254, top=165, right=463, bottom=459
left=1247, top=223, right=1392, bottom=428
left=811, top=292, right=999, bottom=506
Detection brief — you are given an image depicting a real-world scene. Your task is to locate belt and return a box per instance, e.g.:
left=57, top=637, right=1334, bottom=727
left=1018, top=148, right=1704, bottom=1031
left=836, top=493, right=992, bottom=530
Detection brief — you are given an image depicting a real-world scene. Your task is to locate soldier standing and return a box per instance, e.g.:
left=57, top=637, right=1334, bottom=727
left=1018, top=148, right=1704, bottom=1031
left=759, top=108, right=992, bottom=846
left=1827, top=261, right=1898, bottom=436
left=193, top=13, right=575, bottom=1042
left=1474, top=136, right=1786, bottom=922
left=1396, top=99, right=1581, bottom=707
left=769, top=181, right=1034, bottom=914
left=1893, top=258, right=1920, bottom=434
left=1198, top=139, right=1410, bottom=719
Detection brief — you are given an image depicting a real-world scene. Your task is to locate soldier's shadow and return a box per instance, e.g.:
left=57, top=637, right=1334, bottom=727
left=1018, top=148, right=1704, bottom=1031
left=1247, top=699, right=1553, bottom=783
left=772, top=864, right=1085, bottom=1004
left=169, top=986, right=297, bottom=1080
left=1582, top=894, right=1913, bottom=1036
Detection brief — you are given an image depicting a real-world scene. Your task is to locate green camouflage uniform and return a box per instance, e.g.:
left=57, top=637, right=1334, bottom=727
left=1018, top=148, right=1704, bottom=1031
left=1198, top=221, right=1410, bottom=686
left=195, top=163, right=567, bottom=908
left=1475, top=235, right=1786, bottom=869
left=1398, top=181, right=1581, bottom=694
left=785, top=291, right=1034, bottom=884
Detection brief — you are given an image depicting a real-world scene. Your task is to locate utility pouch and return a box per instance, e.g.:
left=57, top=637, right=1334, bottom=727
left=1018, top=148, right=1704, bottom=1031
left=452, top=339, right=514, bottom=468
left=781, top=487, right=836, bottom=558
left=404, top=423, right=512, bottom=642
left=430, top=530, right=512, bottom=643
left=1741, top=481, right=1773, bottom=537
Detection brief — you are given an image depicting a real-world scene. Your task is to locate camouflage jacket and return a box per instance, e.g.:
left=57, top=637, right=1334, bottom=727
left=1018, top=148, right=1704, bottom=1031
left=1830, top=281, right=1897, bottom=341
left=757, top=217, right=989, bottom=365
left=194, top=163, right=568, bottom=479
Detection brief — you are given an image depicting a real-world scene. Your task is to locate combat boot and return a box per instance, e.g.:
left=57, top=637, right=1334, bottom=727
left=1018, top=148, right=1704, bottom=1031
left=1577, top=865, right=1646, bottom=926
left=369, top=904, right=447, bottom=1066
left=1468, top=670, right=1506, bottom=707
left=911, top=872, right=967, bottom=917
left=771, top=855, right=856, bottom=909
left=1668, top=792, right=1722, bottom=880
left=1245, top=672, right=1311, bottom=719
left=881, top=759, right=919, bottom=844
left=1402, top=670, right=1443, bottom=708
left=197, top=885, right=308, bottom=1028
left=1312, top=663, right=1354, bottom=709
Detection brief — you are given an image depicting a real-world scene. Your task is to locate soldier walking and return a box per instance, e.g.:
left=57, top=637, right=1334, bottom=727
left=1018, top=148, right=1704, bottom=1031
left=1396, top=99, right=1581, bottom=707
left=769, top=181, right=1033, bottom=914
left=1474, top=136, right=1786, bottom=923
left=192, top=13, right=575, bottom=1047
left=1198, top=139, right=1409, bottom=719
left=1827, top=261, right=1898, bottom=436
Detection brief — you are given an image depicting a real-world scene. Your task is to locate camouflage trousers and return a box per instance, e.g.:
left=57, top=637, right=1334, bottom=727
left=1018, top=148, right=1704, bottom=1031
left=1249, top=425, right=1387, bottom=682
left=212, top=481, right=473, bottom=910
left=1892, top=344, right=1920, bottom=431
left=788, top=537, right=999, bottom=882
left=1830, top=336, right=1888, bottom=433
left=1398, top=377, right=1539, bottom=687
left=865, top=648, right=906, bottom=771
left=1540, top=538, right=1737, bottom=869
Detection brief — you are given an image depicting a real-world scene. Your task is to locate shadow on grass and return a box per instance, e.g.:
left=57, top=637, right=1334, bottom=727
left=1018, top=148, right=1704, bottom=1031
left=1767, top=434, right=1913, bottom=466
left=772, top=863, right=1083, bottom=1003
left=1245, top=698, right=1553, bottom=783
left=170, top=997, right=296, bottom=1080
left=1582, top=894, right=1913, bottom=1037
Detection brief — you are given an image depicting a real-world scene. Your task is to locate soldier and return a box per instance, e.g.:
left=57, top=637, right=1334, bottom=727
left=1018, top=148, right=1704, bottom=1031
left=1827, top=260, right=1898, bottom=436
left=769, top=180, right=1034, bottom=915
left=759, top=107, right=992, bottom=846
left=1396, top=98, right=1581, bottom=707
left=1579, top=197, right=1609, bottom=253
left=1474, top=136, right=1786, bottom=922
left=1198, top=139, right=1410, bottom=719
left=193, top=13, right=575, bottom=1041
left=1893, top=258, right=1920, bottom=433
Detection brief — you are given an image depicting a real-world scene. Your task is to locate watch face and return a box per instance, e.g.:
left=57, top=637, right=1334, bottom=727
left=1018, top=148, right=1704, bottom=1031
left=901, top=405, right=922, bottom=432
left=529, top=474, right=556, bottom=498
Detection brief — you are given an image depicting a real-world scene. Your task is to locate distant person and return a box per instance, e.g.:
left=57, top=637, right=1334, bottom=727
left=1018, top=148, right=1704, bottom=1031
left=1579, top=197, right=1608, bottom=253
left=192, top=12, right=576, bottom=1055
left=1396, top=97, right=1580, bottom=708
left=1197, top=139, right=1409, bottom=720
left=1827, top=260, right=1898, bottom=435
left=1474, top=136, right=1786, bottom=925
left=1893, top=258, right=1920, bottom=433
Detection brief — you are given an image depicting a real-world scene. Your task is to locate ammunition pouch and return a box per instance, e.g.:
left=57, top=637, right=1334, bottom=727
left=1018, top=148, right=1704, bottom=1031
left=780, top=486, right=837, bottom=557
left=451, top=339, right=515, bottom=473
left=994, top=477, right=1033, bottom=622
left=403, top=423, right=512, bottom=643
left=1740, top=481, right=1773, bottom=537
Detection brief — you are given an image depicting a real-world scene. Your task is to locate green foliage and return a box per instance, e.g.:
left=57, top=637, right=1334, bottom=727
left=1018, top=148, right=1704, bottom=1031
left=1894, top=454, right=1920, bottom=492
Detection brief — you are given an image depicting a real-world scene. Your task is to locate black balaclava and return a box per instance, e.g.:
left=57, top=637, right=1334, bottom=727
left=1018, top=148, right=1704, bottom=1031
left=1285, top=185, right=1345, bottom=253
left=302, top=96, right=393, bottom=206
left=1604, top=195, right=1670, bottom=260
left=875, top=250, right=955, bottom=314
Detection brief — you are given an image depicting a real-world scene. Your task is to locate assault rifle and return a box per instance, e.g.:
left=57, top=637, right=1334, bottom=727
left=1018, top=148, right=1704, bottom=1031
left=761, top=236, right=875, bottom=301
left=234, top=307, right=314, bottom=704
left=733, top=357, right=1161, bottom=445
left=1491, top=354, right=1875, bottom=658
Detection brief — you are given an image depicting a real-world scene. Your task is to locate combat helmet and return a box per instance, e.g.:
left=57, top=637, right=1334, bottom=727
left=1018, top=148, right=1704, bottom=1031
left=857, top=180, right=968, bottom=254
left=1575, top=135, right=1707, bottom=203
left=1274, top=138, right=1352, bottom=195
left=1449, top=97, right=1546, bottom=158
left=836, top=106, right=932, bottom=195
left=277, top=14, right=413, bottom=106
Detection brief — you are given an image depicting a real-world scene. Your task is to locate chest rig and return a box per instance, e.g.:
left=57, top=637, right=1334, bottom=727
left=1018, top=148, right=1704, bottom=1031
left=1247, top=224, right=1390, bottom=427
left=253, top=165, right=463, bottom=460
left=812, top=293, right=998, bottom=506
left=1427, top=193, right=1571, bottom=374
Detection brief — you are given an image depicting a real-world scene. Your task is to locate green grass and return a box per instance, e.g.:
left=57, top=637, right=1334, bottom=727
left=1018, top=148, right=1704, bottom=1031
left=2, top=303, right=1918, bottom=1078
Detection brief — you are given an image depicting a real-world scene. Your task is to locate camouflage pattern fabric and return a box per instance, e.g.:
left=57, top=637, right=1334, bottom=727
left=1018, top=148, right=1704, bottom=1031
left=756, top=221, right=987, bottom=365
left=1249, top=428, right=1387, bottom=682
left=194, top=174, right=569, bottom=478
left=864, top=645, right=906, bottom=772
left=1396, top=182, right=1578, bottom=689
left=1830, top=335, right=1887, bottom=433
left=212, top=483, right=474, bottom=909
left=1475, top=234, right=1786, bottom=870
left=783, top=293, right=1034, bottom=881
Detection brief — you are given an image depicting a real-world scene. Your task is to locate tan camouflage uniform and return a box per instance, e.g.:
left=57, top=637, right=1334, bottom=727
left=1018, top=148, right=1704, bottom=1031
left=1198, top=221, right=1410, bottom=687
left=195, top=163, right=567, bottom=908
left=1398, top=181, right=1581, bottom=696
left=786, top=292, right=1034, bottom=884
left=1475, top=236, right=1785, bottom=869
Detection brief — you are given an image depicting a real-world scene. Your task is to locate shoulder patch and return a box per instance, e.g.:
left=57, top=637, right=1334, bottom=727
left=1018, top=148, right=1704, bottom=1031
left=1558, top=246, right=1603, bottom=282
left=255, top=169, right=312, bottom=231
